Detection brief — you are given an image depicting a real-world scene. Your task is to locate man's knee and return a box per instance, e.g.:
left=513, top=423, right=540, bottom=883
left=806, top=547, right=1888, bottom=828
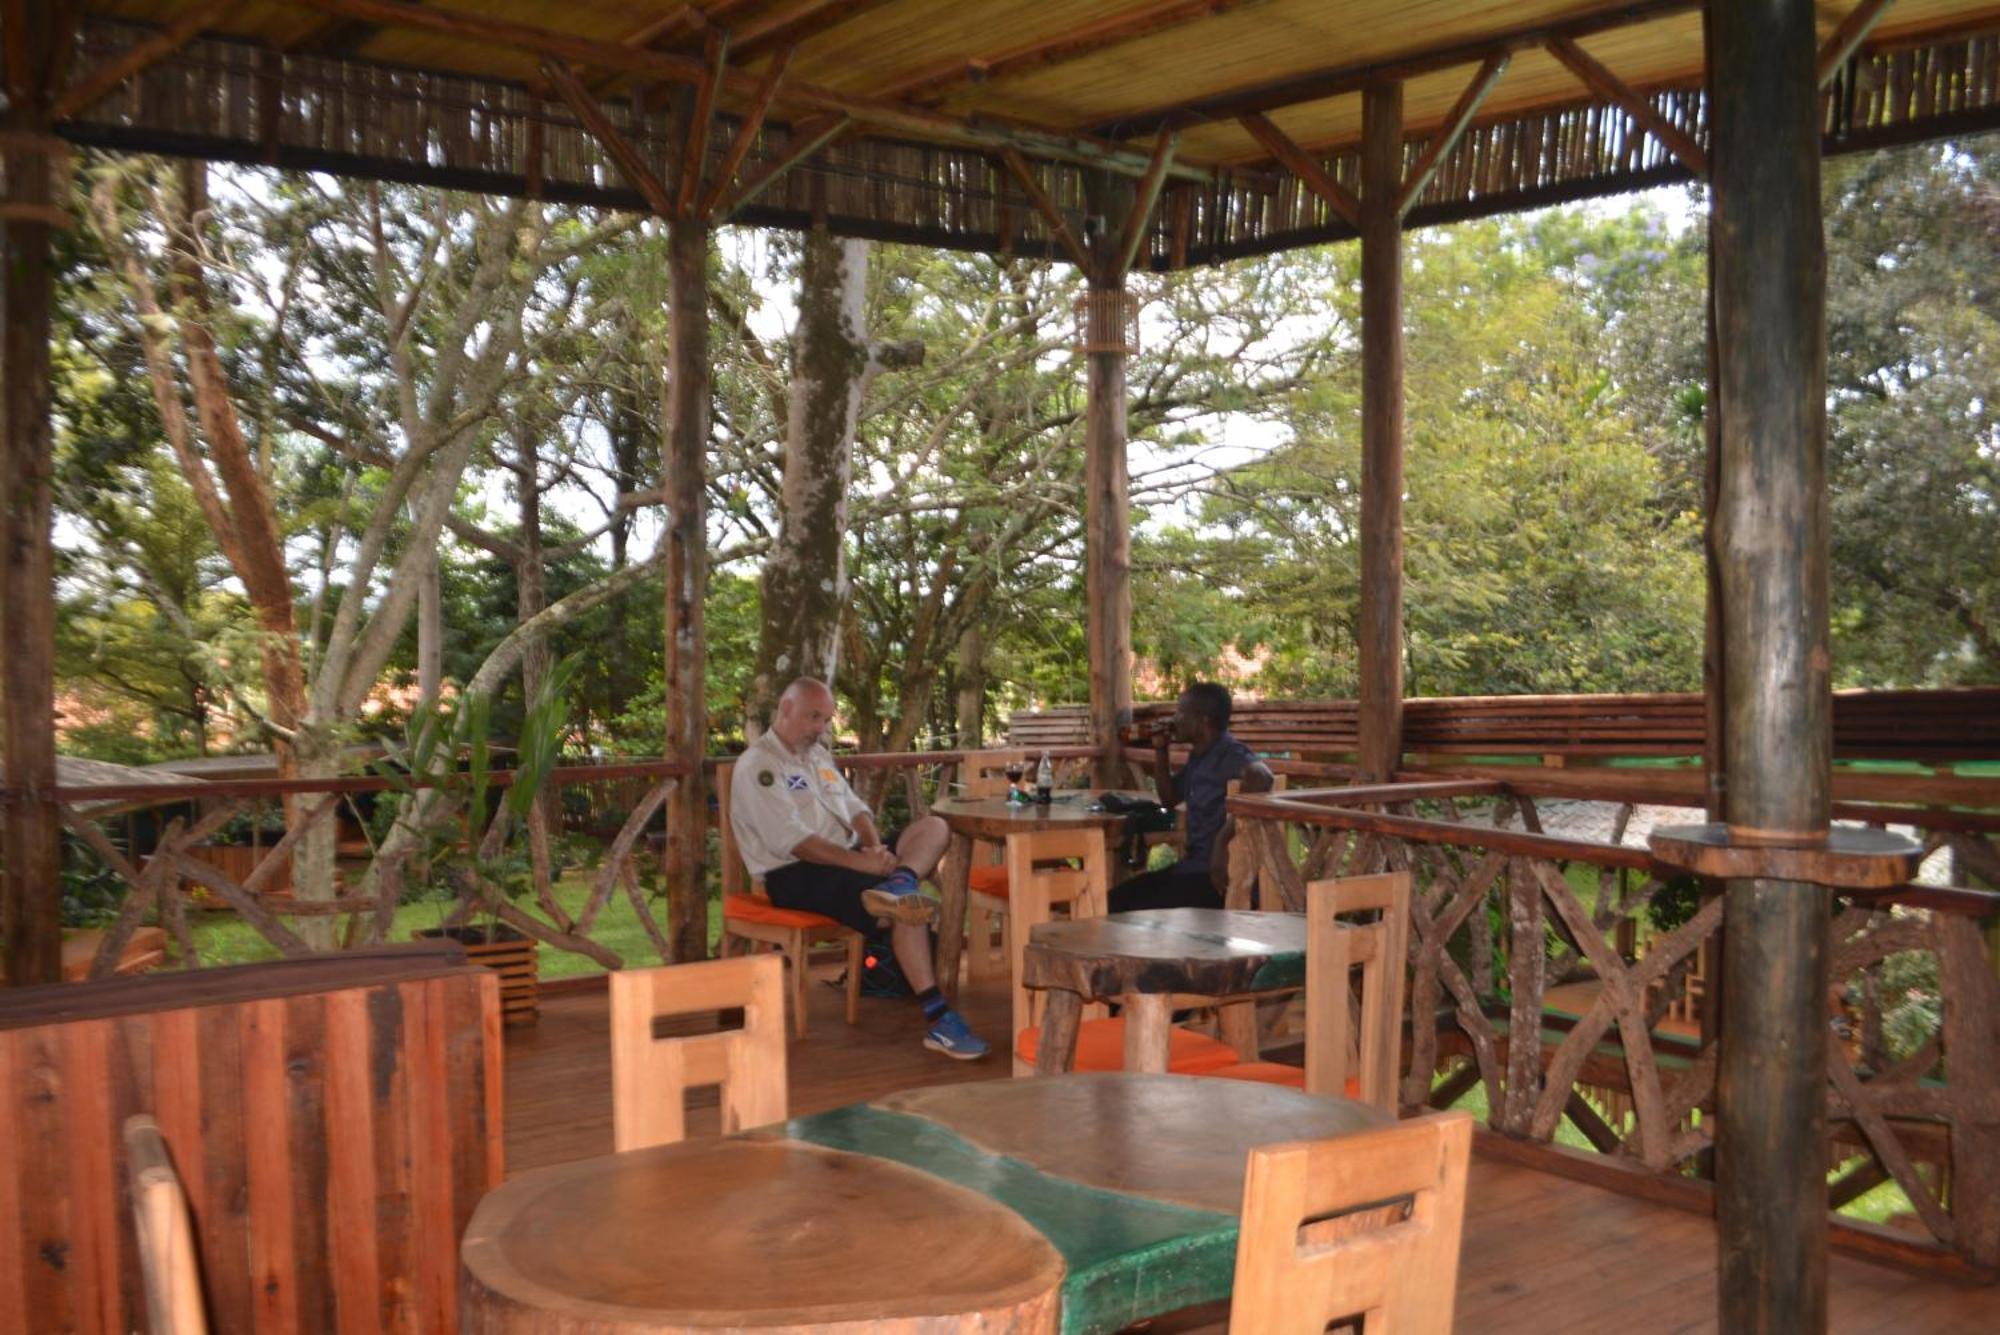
left=908, top=813, right=947, bottom=843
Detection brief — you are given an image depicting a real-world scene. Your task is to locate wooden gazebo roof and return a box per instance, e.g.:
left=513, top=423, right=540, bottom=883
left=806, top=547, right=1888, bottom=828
left=58, top=0, right=2000, bottom=266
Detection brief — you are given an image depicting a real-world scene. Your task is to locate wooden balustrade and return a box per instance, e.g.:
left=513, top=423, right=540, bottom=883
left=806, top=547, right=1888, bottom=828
left=1226, top=782, right=2000, bottom=1274
left=41, top=747, right=1100, bottom=977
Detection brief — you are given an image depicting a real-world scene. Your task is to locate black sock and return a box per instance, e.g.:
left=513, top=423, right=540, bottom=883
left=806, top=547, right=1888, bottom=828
left=916, top=986, right=948, bottom=1022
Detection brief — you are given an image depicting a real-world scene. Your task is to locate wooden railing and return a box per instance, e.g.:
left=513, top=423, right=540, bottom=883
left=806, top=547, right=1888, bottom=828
left=1013, top=687, right=2000, bottom=760
left=1219, top=773, right=2000, bottom=1274
left=40, top=747, right=1103, bottom=977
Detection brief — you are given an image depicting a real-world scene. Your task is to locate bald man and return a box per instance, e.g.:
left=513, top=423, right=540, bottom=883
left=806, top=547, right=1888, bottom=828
left=729, top=678, right=991, bottom=1060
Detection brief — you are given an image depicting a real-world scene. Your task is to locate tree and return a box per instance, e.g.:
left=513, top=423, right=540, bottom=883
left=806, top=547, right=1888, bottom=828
left=80, top=159, right=625, bottom=924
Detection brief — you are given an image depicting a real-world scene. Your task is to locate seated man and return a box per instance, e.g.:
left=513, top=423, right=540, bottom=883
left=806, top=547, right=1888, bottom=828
left=1110, top=682, right=1275, bottom=914
left=730, top=677, right=991, bottom=1060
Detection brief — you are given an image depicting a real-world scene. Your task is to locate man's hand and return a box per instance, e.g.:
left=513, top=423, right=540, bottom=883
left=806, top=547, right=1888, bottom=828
left=853, top=845, right=899, bottom=876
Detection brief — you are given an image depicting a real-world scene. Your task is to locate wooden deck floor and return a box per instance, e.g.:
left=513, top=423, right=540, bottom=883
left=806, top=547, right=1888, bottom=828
left=503, top=969, right=1998, bottom=1334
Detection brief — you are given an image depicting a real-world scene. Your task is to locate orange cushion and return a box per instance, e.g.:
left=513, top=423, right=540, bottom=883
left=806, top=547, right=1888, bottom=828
left=722, top=892, right=844, bottom=932
left=967, top=864, right=1011, bottom=896
left=1206, top=1062, right=1362, bottom=1098
left=1015, top=1017, right=1240, bottom=1074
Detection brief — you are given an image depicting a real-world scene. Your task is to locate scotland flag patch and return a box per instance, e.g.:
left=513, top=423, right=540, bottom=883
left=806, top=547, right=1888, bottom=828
left=785, top=774, right=809, bottom=792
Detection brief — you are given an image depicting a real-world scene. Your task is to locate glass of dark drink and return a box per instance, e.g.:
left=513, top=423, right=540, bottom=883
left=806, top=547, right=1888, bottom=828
left=1003, top=761, right=1025, bottom=798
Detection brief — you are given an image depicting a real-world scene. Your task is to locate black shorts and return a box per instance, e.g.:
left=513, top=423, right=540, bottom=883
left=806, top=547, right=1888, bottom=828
left=761, top=827, right=905, bottom=937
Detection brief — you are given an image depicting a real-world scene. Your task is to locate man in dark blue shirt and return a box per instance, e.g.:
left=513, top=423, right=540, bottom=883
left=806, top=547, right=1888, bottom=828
left=1109, top=682, right=1275, bottom=913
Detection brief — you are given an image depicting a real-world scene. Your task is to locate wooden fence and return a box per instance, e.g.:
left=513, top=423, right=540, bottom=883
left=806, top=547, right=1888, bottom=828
left=29, top=717, right=2000, bottom=1274
left=1217, top=771, right=2000, bottom=1275
left=1011, top=687, right=2000, bottom=759
left=39, top=748, right=1101, bottom=977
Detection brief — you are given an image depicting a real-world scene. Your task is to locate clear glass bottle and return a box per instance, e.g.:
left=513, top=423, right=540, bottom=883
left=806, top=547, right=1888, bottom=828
left=1034, top=751, right=1053, bottom=805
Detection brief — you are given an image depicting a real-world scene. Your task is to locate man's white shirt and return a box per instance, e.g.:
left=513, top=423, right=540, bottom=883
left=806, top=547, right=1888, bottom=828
left=728, top=729, right=874, bottom=878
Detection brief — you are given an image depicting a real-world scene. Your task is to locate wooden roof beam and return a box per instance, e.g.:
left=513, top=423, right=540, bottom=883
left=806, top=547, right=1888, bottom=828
left=1115, top=128, right=1180, bottom=277
left=710, top=113, right=849, bottom=221
left=1818, top=0, right=1896, bottom=85
left=540, top=57, right=677, bottom=218
left=676, top=28, right=730, bottom=218
left=276, top=0, right=1221, bottom=185
left=1393, top=52, right=1509, bottom=218
left=698, top=45, right=793, bottom=220
left=732, top=0, right=897, bottom=64
left=1546, top=35, right=1707, bottom=176
left=54, top=0, right=231, bottom=119
left=999, top=148, right=1090, bottom=269
left=1086, top=0, right=1698, bottom=139
left=1238, top=112, right=1359, bottom=229
left=880, top=0, right=1260, bottom=104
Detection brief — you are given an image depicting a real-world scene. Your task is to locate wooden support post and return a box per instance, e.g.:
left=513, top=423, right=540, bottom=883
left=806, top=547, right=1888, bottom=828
left=1084, top=171, right=1135, bottom=789
left=1356, top=82, right=1404, bottom=782
left=2, top=1, right=65, bottom=987
left=663, top=90, right=711, bottom=963
left=1708, top=1, right=1833, bottom=1327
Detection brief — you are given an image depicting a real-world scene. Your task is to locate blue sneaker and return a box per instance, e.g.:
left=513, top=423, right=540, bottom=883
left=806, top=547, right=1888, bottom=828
left=862, top=871, right=938, bottom=926
left=923, top=1008, right=991, bottom=1061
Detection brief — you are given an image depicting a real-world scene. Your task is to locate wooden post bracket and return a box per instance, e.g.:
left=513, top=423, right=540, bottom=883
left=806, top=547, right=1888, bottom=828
left=1114, top=126, right=1179, bottom=277
left=540, top=56, right=677, bottom=217
left=1818, top=0, right=1897, bottom=87
left=1000, top=146, right=1090, bottom=269
left=1394, top=52, right=1509, bottom=218
left=1545, top=35, right=1708, bottom=178
left=1238, top=111, right=1359, bottom=229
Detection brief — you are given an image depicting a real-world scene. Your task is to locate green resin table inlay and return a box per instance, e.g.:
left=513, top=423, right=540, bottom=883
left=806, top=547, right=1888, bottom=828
left=786, top=1104, right=1240, bottom=1335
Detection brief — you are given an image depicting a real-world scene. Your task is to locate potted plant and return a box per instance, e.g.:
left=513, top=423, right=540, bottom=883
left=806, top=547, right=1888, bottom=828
left=381, top=660, right=580, bottom=1026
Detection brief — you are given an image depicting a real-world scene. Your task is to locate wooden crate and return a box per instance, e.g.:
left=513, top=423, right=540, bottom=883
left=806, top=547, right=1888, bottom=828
left=0, top=945, right=503, bottom=1334
left=417, top=925, right=538, bottom=1025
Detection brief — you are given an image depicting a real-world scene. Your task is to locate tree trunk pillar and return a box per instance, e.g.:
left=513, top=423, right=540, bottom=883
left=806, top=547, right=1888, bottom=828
left=1357, top=82, right=1406, bottom=782
left=1, top=5, right=64, bottom=987
left=748, top=224, right=869, bottom=725
left=1708, top=1, right=1834, bottom=1328
left=1084, top=175, right=1135, bottom=790
left=663, top=212, right=711, bottom=963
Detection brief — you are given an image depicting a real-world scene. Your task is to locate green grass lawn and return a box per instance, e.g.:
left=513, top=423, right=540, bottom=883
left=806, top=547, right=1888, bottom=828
left=185, top=872, right=726, bottom=980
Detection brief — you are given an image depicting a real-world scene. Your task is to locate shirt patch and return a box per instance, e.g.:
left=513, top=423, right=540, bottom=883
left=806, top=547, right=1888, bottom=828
left=785, top=774, right=810, bottom=792
left=757, top=769, right=776, bottom=787
left=819, top=768, right=841, bottom=783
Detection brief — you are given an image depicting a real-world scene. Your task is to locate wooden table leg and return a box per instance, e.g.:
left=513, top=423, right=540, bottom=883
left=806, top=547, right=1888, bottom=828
left=1034, top=989, right=1083, bottom=1075
left=1122, top=993, right=1172, bottom=1074
left=1218, top=1000, right=1259, bottom=1061
left=935, top=829, right=972, bottom=1001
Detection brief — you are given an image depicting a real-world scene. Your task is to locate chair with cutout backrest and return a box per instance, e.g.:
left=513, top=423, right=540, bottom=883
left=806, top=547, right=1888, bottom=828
left=1229, top=1110, right=1473, bottom=1334
left=124, top=1114, right=209, bottom=1335
left=1207, top=871, right=1412, bottom=1111
left=609, top=954, right=789, bottom=1152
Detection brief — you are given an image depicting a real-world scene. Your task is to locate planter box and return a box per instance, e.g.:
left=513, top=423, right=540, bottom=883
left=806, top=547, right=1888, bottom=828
left=418, top=923, right=538, bottom=1025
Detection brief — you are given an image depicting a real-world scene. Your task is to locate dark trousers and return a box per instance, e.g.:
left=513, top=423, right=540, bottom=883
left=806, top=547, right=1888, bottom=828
left=1109, top=863, right=1222, bottom=915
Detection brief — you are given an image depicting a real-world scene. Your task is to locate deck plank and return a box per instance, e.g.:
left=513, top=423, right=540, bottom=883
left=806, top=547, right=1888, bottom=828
left=505, top=970, right=2000, bottom=1332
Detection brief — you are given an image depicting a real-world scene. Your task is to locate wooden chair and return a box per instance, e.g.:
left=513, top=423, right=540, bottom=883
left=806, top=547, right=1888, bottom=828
left=124, top=1114, right=208, bottom=1335
left=1208, top=871, right=1412, bottom=1111
left=987, top=827, right=1111, bottom=1052
left=609, top=955, right=789, bottom=1152
left=1011, top=829, right=1244, bottom=1077
left=1229, top=1111, right=1473, bottom=1334
left=715, top=760, right=864, bottom=1040
left=958, top=749, right=1032, bottom=981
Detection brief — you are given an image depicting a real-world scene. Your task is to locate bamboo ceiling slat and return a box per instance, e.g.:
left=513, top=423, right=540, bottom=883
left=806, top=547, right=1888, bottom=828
left=51, top=3, right=2000, bottom=268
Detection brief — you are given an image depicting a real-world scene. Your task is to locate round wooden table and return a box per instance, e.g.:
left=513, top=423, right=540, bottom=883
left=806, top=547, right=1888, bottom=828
left=1023, top=909, right=1308, bottom=1076
left=459, top=1072, right=1385, bottom=1334
left=928, top=793, right=1141, bottom=998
